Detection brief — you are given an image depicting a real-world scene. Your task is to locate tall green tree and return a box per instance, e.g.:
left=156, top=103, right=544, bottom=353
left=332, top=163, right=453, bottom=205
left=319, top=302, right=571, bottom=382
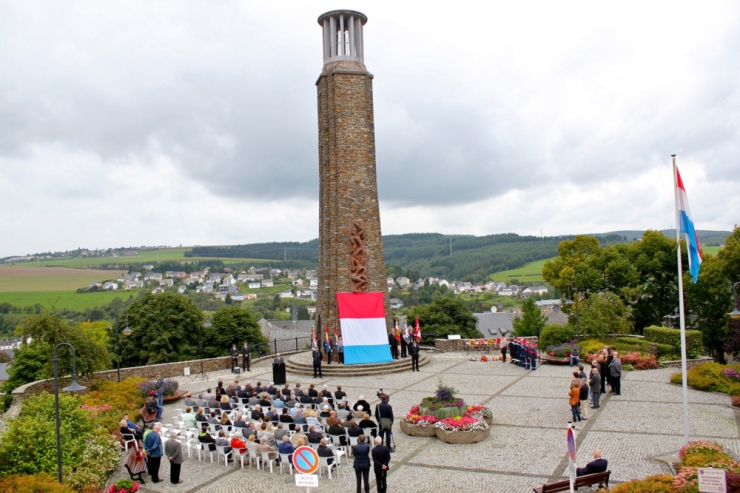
left=512, top=297, right=548, bottom=337
left=406, top=298, right=481, bottom=343
left=117, top=292, right=205, bottom=366
left=577, top=291, right=633, bottom=340
left=204, top=306, right=267, bottom=357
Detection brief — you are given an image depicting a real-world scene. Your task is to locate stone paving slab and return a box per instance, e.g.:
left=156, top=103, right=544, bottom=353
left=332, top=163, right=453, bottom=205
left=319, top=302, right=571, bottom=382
left=591, top=399, right=739, bottom=438
left=620, top=380, right=731, bottom=405
left=386, top=464, right=549, bottom=493
left=501, top=375, right=576, bottom=399
left=487, top=395, right=573, bottom=428
left=623, top=368, right=679, bottom=383
left=406, top=374, right=518, bottom=396
left=409, top=426, right=566, bottom=477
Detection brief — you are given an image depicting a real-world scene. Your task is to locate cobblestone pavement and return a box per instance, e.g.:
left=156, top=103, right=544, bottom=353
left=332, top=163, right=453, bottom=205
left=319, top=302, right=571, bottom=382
left=113, top=354, right=740, bottom=493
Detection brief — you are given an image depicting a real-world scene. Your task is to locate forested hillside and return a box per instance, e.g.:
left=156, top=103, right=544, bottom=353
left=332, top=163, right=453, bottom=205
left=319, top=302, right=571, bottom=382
left=187, top=233, right=630, bottom=282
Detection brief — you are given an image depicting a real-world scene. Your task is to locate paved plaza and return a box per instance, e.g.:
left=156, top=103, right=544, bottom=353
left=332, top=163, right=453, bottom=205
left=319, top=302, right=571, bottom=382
left=112, top=353, right=740, bottom=492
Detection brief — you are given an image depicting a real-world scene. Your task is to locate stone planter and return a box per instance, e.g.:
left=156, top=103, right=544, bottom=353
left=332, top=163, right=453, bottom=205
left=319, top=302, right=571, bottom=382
left=400, top=419, right=437, bottom=437
left=420, top=402, right=466, bottom=420
left=484, top=416, right=492, bottom=425
left=162, top=390, right=188, bottom=403
left=541, top=355, right=570, bottom=365
left=435, top=427, right=490, bottom=444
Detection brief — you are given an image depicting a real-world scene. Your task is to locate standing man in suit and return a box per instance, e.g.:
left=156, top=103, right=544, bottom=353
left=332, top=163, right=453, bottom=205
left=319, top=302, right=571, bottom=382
left=352, top=435, right=371, bottom=493
left=337, top=336, right=344, bottom=364
left=400, top=331, right=408, bottom=358
left=372, top=436, right=391, bottom=493
left=375, top=394, right=394, bottom=449
left=577, top=449, right=608, bottom=476
left=388, top=332, right=398, bottom=360
left=609, top=352, right=622, bottom=396
left=230, top=344, right=238, bottom=373
left=242, top=341, right=251, bottom=372
left=324, top=338, right=333, bottom=365
left=312, top=347, right=323, bottom=378
left=409, top=341, right=420, bottom=372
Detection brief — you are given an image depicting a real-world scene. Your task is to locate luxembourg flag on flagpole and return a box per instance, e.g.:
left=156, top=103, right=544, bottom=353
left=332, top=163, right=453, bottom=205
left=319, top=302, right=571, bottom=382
left=336, top=292, right=393, bottom=365
left=675, top=166, right=703, bottom=283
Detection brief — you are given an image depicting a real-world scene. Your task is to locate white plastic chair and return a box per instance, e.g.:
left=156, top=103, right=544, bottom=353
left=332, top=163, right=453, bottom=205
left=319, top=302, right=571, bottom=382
left=121, top=433, right=136, bottom=452
left=318, top=456, right=336, bottom=479
left=347, top=435, right=360, bottom=456
left=216, top=445, right=232, bottom=466
left=260, top=451, right=277, bottom=473
left=190, top=439, right=203, bottom=461
left=279, top=453, right=293, bottom=474
left=245, top=444, right=260, bottom=469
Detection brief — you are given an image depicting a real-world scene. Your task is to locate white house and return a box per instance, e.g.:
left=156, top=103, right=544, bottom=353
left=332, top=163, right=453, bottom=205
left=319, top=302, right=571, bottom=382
left=144, top=272, right=163, bottom=281
left=278, top=290, right=293, bottom=298
left=102, top=282, right=119, bottom=290
left=307, top=306, right=317, bottom=316
left=219, top=284, right=237, bottom=295
left=159, top=279, right=174, bottom=287
left=395, top=277, right=411, bottom=287
left=177, top=285, right=187, bottom=294
left=438, top=279, right=449, bottom=288
left=270, top=268, right=282, bottom=277
left=390, top=298, right=404, bottom=309
left=124, top=280, right=143, bottom=289
left=309, top=278, right=318, bottom=288
left=151, top=287, right=165, bottom=295
left=261, top=279, right=274, bottom=288
left=248, top=281, right=261, bottom=289
left=292, top=279, right=304, bottom=287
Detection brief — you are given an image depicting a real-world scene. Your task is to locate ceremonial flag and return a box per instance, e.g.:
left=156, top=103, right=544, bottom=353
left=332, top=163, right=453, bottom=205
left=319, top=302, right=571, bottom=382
left=311, top=328, right=317, bottom=351
left=325, top=325, right=330, bottom=345
left=394, top=320, right=401, bottom=341
left=403, top=323, right=410, bottom=341
left=675, top=166, right=703, bottom=283
left=334, top=325, right=339, bottom=341
left=336, top=292, right=393, bottom=365
left=414, top=317, right=421, bottom=342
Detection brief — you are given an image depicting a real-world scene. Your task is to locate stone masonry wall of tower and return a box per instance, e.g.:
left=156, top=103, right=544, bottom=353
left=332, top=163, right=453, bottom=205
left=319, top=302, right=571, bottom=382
left=316, top=63, right=392, bottom=342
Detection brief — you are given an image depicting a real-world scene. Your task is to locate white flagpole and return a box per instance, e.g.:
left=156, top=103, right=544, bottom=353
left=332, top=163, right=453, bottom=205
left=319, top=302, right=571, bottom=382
left=672, top=154, right=691, bottom=444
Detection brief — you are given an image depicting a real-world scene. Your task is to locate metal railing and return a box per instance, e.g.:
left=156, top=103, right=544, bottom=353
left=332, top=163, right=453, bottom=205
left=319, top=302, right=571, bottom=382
left=249, top=336, right=313, bottom=358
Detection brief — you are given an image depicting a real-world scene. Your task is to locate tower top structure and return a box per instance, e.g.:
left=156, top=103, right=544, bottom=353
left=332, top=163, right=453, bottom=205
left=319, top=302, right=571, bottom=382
left=317, top=10, right=367, bottom=66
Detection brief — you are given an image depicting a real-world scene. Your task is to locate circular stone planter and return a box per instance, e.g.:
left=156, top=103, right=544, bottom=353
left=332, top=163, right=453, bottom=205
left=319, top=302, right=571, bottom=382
left=541, top=355, right=570, bottom=365
left=435, top=427, right=490, bottom=444
left=400, top=419, right=438, bottom=437
left=484, top=416, right=492, bottom=425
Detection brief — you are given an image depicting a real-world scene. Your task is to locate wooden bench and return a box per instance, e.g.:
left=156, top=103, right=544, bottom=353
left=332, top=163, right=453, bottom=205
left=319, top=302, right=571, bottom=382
left=534, top=470, right=611, bottom=493
left=139, top=404, right=157, bottom=429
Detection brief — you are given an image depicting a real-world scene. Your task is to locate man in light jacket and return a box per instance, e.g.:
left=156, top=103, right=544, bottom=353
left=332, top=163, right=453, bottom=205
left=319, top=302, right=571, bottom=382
left=164, top=430, right=184, bottom=484
left=609, top=352, right=622, bottom=396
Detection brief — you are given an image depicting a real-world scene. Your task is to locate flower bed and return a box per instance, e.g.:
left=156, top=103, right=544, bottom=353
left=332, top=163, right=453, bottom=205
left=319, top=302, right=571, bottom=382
left=109, top=479, right=140, bottom=493
left=138, top=379, right=179, bottom=398
left=672, top=362, right=740, bottom=395
left=435, top=416, right=490, bottom=444
left=466, top=405, right=493, bottom=425
left=419, top=382, right=467, bottom=419
left=402, top=397, right=492, bottom=444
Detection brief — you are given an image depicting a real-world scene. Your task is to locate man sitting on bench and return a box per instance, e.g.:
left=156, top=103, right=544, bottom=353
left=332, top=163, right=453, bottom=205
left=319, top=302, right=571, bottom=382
left=577, top=449, right=608, bottom=476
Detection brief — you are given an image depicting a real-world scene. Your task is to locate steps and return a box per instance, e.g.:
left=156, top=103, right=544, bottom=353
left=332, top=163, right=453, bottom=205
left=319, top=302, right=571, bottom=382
left=284, top=352, right=430, bottom=377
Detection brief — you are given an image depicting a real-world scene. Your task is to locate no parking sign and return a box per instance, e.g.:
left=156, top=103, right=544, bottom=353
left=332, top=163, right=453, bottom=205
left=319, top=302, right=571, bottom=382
left=293, top=446, right=320, bottom=475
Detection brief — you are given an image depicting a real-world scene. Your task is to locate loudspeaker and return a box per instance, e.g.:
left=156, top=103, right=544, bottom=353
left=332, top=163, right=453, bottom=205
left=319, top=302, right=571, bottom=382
left=198, top=342, right=203, bottom=353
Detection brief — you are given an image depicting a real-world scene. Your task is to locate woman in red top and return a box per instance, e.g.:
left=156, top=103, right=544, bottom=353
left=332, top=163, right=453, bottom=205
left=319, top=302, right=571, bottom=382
left=568, top=381, right=582, bottom=423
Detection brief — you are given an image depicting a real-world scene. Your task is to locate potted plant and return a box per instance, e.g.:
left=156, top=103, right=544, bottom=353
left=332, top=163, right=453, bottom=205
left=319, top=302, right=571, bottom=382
left=108, top=479, right=140, bottom=493
left=435, top=415, right=490, bottom=444
left=401, top=406, right=439, bottom=437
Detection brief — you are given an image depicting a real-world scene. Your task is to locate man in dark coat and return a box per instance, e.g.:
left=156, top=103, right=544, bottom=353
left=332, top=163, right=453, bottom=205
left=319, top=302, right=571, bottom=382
left=241, top=341, right=251, bottom=372
left=353, top=435, right=371, bottom=493
left=409, top=341, right=420, bottom=372
left=312, top=348, right=323, bottom=378
left=500, top=339, right=507, bottom=363
left=371, top=436, right=391, bottom=493
left=375, top=394, right=393, bottom=448
left=388, top=333, right=398, bottom=360
left=577, top=449, right=608, bottom=476
left=230, top=344, right=238, bottom=373
left=324, top=339, right=333, bottom=365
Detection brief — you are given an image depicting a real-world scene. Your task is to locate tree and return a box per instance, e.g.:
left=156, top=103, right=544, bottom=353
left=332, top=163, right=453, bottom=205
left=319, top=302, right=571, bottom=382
left=296, top=305, right=310, bottom=320
left=117, top=292, right=205, bottom=366
left=577, top=291, right=633, bottom=340
left=203, top=306, right=267, bottom=358
left=406, top=298, right=481, bottom=343
left=225, top=294, right=233, bottom=305
left=512, top=297, right=548, bottom=337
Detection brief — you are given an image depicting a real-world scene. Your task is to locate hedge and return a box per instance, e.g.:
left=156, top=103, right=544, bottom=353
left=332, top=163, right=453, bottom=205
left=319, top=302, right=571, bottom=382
left=539, top=324, right=575, bottom=350
left=613, top=337, right=676, bottom=358
left=644, top=326, right=702, bottom=359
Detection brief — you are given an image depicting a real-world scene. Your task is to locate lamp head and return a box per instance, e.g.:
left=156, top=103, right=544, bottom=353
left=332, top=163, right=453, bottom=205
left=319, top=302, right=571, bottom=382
left=63, top=379, right=87, bottom=393
left=122, top=325, right=132, bottom=337
left=729, top=308, right=740, bottom=320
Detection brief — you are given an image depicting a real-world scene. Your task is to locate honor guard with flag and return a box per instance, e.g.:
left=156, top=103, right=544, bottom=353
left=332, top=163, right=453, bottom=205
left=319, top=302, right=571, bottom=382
left=324, top=326, right=333, bottom=364
left=312, top=328, right=323, bottom=378
left=414, top=317, right=421, bottom=343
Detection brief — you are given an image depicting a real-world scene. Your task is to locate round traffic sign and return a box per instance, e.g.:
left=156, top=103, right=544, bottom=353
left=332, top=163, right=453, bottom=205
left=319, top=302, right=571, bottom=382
left=292, top=446, right=320, bottom=475
left=567, top=427, right=576, bottom=461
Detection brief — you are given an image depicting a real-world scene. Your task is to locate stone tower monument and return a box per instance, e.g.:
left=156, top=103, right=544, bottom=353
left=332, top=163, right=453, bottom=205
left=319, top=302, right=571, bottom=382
left=315, top=10, right=391, bottom=342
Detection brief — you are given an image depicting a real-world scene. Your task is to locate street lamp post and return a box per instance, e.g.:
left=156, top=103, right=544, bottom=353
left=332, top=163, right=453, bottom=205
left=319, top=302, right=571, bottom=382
left=728, top=282, right=740, bottom=320
left=566, top=281, right=580, bottom=339
left=53, top=342, right=87, bottom=484
left=114, top=304, right=132, bottom=382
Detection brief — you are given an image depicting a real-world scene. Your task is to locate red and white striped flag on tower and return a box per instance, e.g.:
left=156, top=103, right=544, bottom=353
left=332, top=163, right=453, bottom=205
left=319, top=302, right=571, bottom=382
left=414, top=317, right=421, bottom=342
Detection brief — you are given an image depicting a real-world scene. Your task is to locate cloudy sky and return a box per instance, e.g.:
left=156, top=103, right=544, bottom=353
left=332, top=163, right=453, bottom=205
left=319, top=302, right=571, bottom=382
left=1, top=1, right=738, bottom=258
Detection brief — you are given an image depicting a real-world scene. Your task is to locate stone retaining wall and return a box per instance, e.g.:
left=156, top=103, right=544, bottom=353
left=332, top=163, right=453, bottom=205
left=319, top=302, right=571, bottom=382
left=661, top=356, right=714, bottom=369
left=434, top=337, right=538, bottom=352
left=11, top=350, right=304, bottom=405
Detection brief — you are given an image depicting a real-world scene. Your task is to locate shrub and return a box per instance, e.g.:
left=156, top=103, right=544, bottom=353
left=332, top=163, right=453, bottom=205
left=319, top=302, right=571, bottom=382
left=678, top=441, right=732, bottom=467
left=673, top=363, right=740, bottom=395
left=644, top=326, right=703, bottom=358
left=0, top=473, right=76, bottom=493
left=545, top=342, right=581, bottom=358
left=622, top=363, right=634, bottom=371
left=539, top=324, right=575, bottom=349
left=579, top=339, right=608, bottom=356
left=608, top=474, right=675, bottom=493
left=613, top=338, right=676, bottom=358
left=82, top=377, right=145, bottom=431
left=63, top=429, right=123, bottom=491
left=619, top=352, right=659, bottom=370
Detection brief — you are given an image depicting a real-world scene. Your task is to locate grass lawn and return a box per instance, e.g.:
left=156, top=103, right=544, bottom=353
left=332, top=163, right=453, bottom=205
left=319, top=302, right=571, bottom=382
left=702, top=245, right=722, bottom=256
left=33, top=248, right=270, bottom=268
left=0, top=290, right=139, bottom=310
left=0, top=265, right=126, bottom=292
left=488, top=258, right=550, bottom=283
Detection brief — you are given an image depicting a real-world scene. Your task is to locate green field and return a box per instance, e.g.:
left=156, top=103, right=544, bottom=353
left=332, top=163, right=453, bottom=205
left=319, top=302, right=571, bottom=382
left=32, top=248, right=270, bottom=268
left=0, top=290, right=138, bottom=311
left=488, top=259, right=549, bottom=283
left=702, top=245, right=722, bottom=256
left=0, top=265, right=126, bottom=292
